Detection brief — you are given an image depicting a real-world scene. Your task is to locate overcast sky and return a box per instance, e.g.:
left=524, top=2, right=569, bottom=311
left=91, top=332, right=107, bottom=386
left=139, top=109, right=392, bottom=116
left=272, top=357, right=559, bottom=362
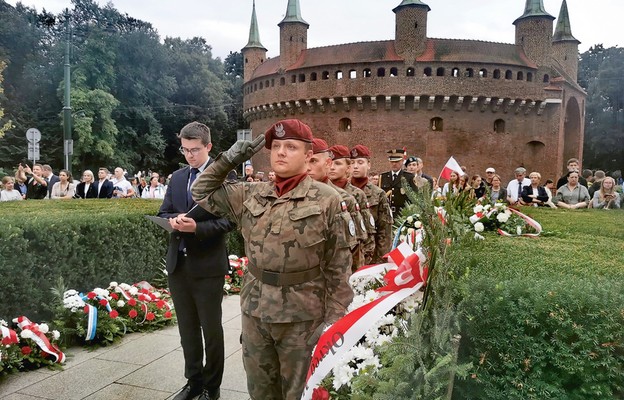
left=7, top=0, right=622, bottom=60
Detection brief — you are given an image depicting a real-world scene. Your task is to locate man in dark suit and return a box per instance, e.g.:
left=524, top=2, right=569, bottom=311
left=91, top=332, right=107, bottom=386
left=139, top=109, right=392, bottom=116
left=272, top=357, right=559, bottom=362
left=95, top=168, right=114, bottom=198
left=379, top=149, right=418, bottom=216
left=42, top=165, right=59, bottom=199
left=158, top=122, right=235, bottom=400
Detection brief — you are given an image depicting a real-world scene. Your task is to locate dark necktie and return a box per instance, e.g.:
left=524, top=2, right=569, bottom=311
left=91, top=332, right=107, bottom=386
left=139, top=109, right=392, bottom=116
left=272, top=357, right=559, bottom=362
left=187, top=168, right=199, bottom=207
left=517, top=181, right=523, bottom=198
left=392, top=172, right=398, bottom=181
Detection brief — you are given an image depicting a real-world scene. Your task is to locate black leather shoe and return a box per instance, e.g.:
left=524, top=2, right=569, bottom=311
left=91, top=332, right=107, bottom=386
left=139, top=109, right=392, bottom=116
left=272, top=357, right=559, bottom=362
left=173, top=383, right=203, bottom=400
left=197, top=388, right=220, bottom=400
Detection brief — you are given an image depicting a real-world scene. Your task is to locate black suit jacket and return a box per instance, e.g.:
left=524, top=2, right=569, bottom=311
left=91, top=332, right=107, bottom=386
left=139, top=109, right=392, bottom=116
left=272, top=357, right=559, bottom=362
left=158, top=164, right=235, bottom=277
left=74, top=182, right=98, bottom=199
left=521, top=185, right=549, bottom=204
left=95, top=179, right=114, bottom=198
left=379, top=170, right=418, bottom=214
left=46, top=174, right=59, bottom=198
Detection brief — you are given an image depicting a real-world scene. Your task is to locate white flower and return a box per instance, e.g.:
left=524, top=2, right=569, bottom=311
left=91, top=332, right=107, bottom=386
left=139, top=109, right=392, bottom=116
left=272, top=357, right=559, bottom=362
left=228, top=255, right=239, bottom=260
left=38, top=323, right=49, bottom=334
left=119, top=283, right=132, bottom=291
left=414, top=221, right=422, bottom=229
left=474, top=222, right=484, bottom=232
left=406, top=216, right=414, bottom=224
left=63, top=289, right=78, bottom=299
left=93, top=288, right=110, bottom=298
left=116, top=300, right=126, bottom=308
left=128, top=287, right=139, bottom=296
left=474, top=232, right=485, bottom=240
left=223, top=284, right=231, bottom=291
left=20, top=329, right=33, bottom=339
left=516, top=226, right=523, bottom=235
left=497, top=212, right=509, bottom=223
left=52, top=330, right=60, bottom=340
left=153, top=292, right=161, bottom=298
left=473, top=205, right=484, bottom=214
left=483, top=204, right=491, bottom=211
left=109, top=281, right=118, bottom=288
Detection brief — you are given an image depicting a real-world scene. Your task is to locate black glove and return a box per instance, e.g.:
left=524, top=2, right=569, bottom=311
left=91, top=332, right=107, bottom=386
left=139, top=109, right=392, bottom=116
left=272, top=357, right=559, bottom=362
left=306, top=322, right=330, bottom=346
left=223, top=135, right=265, bottom=166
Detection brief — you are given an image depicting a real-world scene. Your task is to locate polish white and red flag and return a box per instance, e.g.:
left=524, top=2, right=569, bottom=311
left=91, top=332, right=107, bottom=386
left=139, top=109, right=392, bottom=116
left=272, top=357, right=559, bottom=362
left=439, top=156, right=463, bottom=180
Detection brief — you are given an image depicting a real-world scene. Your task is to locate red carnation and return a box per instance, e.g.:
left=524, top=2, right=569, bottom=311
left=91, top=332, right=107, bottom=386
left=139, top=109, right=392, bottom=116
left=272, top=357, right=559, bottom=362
left=87, top=292, right=96, bottom=299
left=128, top=309, right=138, bottom=318
left=156, top=300, right=166, bottom=309
left=225, top=275, right=231, bottom=280
left=110, top=293, right=119, bottom=300
left=146, top=312, right=155, bottom=321
left=83, top=306, right=90, bottom=314
left=21, top=346, right=33, bottom=355
left=140, top=288, right=149, bottom=294
left=99, top=299, right=108, bottom=306
left=2, top=336, right=13, bottom=345
left=109, top=310, right=119, bottom=319
left=236, top=269, right=244, bottom=277
left=312, top=387, right=330, bottom=400
left=137, top=294, right=146, bottom=301
left=128, top=298, right=137, bottom=306
left=164, top=311, right=172, bottom=319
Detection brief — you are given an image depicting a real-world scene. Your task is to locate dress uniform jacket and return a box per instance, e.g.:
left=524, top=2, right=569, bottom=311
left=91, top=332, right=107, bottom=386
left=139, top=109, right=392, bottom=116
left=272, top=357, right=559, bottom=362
left=192, top=156, right=354, bottom=325
left=379, top=170, right=418, bottom=216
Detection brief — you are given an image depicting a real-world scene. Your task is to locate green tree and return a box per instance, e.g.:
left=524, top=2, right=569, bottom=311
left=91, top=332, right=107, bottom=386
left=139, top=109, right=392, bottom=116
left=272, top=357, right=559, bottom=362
left=0, top=60, right=13, bottom=138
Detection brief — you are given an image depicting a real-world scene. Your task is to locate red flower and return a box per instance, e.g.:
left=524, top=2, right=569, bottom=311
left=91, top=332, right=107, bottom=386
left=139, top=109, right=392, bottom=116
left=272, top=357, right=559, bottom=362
left=140, top=288, right=150, bottom=294
left=156, top=300, right=166, bottom=309
left=312, top=387, right=330, bottom=400
left=2, top=336, right=14, bottom=345
left=128, top=309, right=138, bottom=318
left=164, top=311, right=172, bottom=319
left=83, top=306, right=90, bottom=314
left=224, top=275, right=231, bottom=280
left=128, top=298, right=137, bottom=306
left=109, top=310, right=119, bottom=319
left=137, top=294, right=146, bottom=301
left=99, top=299, right=108, bottom=306
left=236, top=270, right=244, bottom=277
left=110, top=293, right=119, bottom=300
left=21, top=346, right=33, bottom=355
left=146, top=312, right=155, bottom=321
left=87, top=292, right=96, bottom=299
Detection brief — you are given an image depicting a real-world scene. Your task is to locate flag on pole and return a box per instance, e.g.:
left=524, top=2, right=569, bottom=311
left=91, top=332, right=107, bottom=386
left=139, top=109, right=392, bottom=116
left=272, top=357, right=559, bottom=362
left=439, top=156, right=463, bottom=180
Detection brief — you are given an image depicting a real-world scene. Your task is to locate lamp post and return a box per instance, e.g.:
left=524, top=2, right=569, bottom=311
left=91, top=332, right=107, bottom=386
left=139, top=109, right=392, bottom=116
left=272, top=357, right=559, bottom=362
left=62, top=9, right=73, bottom=174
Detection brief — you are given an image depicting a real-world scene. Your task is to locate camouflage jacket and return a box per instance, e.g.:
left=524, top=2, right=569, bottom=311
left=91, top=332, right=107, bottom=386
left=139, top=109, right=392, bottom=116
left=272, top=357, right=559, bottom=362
left=343, top=182, right=376, bottom=262
left=192, top=156, right=354, bottom=324
left=362, top=182, right=393, bottom=263
left=328, top=181, right=365, bottom=270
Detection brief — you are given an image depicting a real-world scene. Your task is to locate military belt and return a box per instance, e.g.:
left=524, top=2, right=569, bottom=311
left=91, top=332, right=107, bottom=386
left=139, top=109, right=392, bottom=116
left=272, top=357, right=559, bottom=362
left=248, top=263, right=321, bottom=286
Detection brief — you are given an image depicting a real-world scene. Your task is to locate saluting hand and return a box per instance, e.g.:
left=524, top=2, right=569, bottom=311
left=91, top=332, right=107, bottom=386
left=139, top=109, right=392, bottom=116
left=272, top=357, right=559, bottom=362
left=223, top=135, right=265, bottom=166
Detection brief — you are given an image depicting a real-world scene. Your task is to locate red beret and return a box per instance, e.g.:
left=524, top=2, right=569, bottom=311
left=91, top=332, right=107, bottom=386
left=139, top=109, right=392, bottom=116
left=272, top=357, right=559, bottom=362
left=312, top=138, right=329, bottom=154
left=350, top=145, right=370, bottom=159
left=264, top=119, right=313, bottom=149
left=328, top=145, right=350, bottom=160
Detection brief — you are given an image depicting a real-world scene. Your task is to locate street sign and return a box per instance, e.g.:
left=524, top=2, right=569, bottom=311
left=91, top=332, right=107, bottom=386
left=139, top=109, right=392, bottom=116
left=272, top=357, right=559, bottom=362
left=237, top=129, right=252, bottom=141
left=26, top=128, right=41, bottom=143
left=28, top=142, right=40, bottom=160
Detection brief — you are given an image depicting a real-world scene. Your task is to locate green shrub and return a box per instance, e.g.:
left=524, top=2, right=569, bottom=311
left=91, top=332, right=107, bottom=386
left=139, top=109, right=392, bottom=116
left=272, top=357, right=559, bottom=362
left=0, top=200, right=244, bottom=320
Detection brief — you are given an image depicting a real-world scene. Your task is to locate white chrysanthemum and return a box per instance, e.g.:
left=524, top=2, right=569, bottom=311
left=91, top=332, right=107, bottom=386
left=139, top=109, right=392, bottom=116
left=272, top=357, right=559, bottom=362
left=347, top=294, right=366, bottom=312
left=332, top=365, right=355, bottom=390
left=483, top=204, right=491, bottom=211
left=364, top=289, right=380, bottom=303
left=228, top=255, right=239, bottom=260
left=52, top=330, right=61, bottom=340
left=473, top=205, right=484, bottom=214
left=93, top=288, right=110, bottom=298
left=497, top=212, right=509, bottom=223
left=63, top=289, right=78, bottom=299
left=63, top=294, right=86, bottom=310
left=516, top=226, right=523, bottom=235
left=414, top=221, right=422, bottom=229
left=109, top=281, right=118, bottom=288
left=119, top=283, right=132, bottom=291
left=38, top=323, right=49, bottom=334
left=20, top=329, right=33, bottom=339
left=406, top=216, right=414, bottom=224
left=128, top=287, right=139, bottom=296
left=474, top=222, right=484, bottom=232
left=116, top=300, right=126, bottom=308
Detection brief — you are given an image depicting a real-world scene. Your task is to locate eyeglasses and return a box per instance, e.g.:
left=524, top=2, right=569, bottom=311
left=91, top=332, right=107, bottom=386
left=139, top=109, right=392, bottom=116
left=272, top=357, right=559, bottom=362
left=179, top=146, right=203, bottom=156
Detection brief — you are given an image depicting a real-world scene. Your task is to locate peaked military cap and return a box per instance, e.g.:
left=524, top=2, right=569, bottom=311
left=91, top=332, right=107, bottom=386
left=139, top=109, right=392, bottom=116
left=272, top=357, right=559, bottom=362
left=387, top=148, right=406, bottom=161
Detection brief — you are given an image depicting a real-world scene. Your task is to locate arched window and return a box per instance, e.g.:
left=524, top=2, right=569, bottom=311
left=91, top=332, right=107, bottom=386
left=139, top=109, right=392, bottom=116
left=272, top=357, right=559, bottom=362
left=406, top=67, right=415, bottom=77
left=310, top=72, right=317, bottom=81
left=505, top=70, right=513, bottom=80
left=259, top=82, right=263, bottom=89
left=299, top=74, right=305, bottom=83
left=517, top=71, right=524, bottom=80
left=452, top=67, right=459, bottom=77
left=271, top=79, right=275, bottom=87
left=291, top=75, right=296, bottom=83
left=377, top=68, right=386, bottom=77
left=436, top=67, right=445, bottom=76
left=322, top=71, right=330, bottom=80
left=336, top=71, right=343, bottom=79
left=390, top=67, right=398, bottom=77
left=280, top=77, right=285, bottom=86
left=465, top=68, right=474, bottom=77
left=245, top=58, right=248, bottom=64
left=253, top=83, right=257, bottom=91
left=339, top=118, right=352, bottom=132
left=430, top=117, right=443, bottom=131
left=479, top=69, right=487, bottom=78
left=363, top=68, right=371, bottom=77
left=542, top=74, right=548, bottom=83
left=349, top=69, right=357, bottom=79
left=494, top=119, right=505, bottom=133
left=424, top=67, right=432, bottom=77
left=527, top=72, right=533, bottom=82
left=493, top=69, right=501, bottom=79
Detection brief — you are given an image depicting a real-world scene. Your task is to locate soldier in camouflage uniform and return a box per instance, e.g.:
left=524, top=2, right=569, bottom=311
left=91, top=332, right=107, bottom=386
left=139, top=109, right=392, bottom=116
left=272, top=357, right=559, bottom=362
left=350, top=145, right=393, bottom=263
left=328, top=145, right=376, bottom=267
left=191, top=119, right=353, bottom=400
left=308, top=138, right=366, bottom=270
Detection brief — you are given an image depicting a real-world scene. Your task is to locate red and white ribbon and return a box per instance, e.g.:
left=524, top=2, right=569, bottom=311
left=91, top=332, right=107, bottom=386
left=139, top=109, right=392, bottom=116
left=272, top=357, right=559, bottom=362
left=301, top=242, right=427, bottom=400
left=497, top=208, right=542, bottom=237
left=15, top=316, right=65, bottom=363
left=1, top=325, right=19, bottom=345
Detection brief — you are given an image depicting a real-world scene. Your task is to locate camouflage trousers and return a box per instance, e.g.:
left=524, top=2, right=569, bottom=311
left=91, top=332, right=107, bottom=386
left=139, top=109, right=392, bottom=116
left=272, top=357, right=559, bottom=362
left=242, top=313, right=321, bottom=400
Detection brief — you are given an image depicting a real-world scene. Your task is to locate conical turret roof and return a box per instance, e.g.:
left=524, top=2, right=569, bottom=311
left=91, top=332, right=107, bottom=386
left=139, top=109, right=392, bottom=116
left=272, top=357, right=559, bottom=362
left=553, top=0, right=580, bottom=43
left=393, top=0, right=431, bottom=13
left=513, top=0, right=555, bottom=24
left=279, top=0, right=309, bottom=27
left=243, top=1, right=267, bottom=50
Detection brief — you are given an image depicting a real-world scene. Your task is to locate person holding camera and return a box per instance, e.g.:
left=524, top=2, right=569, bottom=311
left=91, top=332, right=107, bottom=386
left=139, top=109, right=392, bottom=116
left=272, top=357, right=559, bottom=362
left=111, top=167, right=135, bottom=198
left=591, top=176, right=620, bottom=209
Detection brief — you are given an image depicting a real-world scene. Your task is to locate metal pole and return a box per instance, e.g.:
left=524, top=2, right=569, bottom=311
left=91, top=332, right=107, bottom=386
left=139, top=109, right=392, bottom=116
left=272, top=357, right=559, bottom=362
left=62, top=9, right=72, bottom=174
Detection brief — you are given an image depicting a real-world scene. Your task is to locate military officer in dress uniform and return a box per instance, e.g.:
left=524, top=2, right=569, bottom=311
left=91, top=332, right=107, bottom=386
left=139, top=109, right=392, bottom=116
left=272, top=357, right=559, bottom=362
left=379, top=149, right=418, bottom=217
left=350, top=144, right=393, bottom=264
left=191, top=119, right=353, bottom=400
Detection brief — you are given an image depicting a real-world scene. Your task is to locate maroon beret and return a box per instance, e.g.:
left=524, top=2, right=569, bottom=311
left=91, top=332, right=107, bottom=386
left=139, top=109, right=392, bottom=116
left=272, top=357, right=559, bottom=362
left=264, top=119, right=313, bottom=149
left=350, top=145, right=371, bottom=159
left=328, top=145, right=350, bottom=160
left=312, top=138, right=329, bottom=154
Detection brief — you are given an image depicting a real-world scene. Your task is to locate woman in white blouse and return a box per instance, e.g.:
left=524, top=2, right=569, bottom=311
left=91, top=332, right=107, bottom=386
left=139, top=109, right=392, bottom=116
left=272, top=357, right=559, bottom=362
left=50, top=169, right=76, bottom=199
left=141, top=176, right=166, bottom=199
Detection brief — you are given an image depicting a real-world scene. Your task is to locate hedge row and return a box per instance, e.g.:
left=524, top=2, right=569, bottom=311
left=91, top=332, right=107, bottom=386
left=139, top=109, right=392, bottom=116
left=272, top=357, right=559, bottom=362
left=0, top=200, right=244, bottom=320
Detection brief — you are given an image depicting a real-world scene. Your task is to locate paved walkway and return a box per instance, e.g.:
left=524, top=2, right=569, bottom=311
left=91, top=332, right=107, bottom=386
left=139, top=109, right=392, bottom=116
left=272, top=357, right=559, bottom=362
left=0, top=295, right=249, bottom=400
